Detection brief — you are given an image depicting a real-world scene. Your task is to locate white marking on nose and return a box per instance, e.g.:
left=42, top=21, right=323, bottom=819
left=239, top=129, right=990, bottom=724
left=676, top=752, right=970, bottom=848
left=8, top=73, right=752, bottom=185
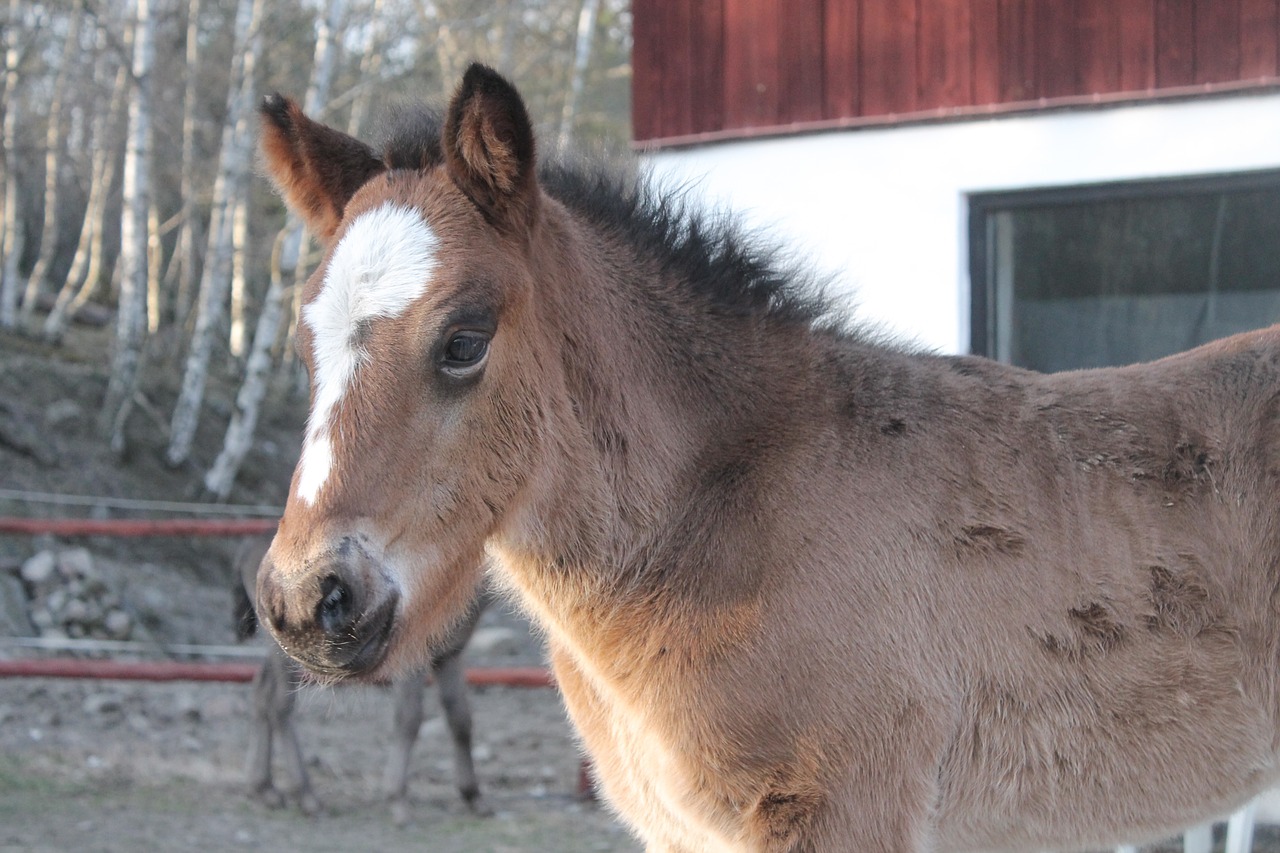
left=296, top=203, right=440, bottom=505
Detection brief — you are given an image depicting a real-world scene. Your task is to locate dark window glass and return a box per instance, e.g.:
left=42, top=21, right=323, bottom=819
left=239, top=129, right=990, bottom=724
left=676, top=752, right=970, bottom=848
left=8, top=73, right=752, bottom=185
left=971, top=171, right=1280, bottom=372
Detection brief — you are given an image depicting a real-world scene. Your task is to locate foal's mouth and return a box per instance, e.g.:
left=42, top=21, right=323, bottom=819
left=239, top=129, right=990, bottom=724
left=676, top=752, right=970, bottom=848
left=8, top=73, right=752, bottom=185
left=293, top=593, right=400, bottom=680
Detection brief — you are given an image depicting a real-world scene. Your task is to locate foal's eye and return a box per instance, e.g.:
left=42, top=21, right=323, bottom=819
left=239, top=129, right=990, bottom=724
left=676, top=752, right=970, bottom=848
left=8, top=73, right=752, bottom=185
left=441, top=330, right=491, bottom=376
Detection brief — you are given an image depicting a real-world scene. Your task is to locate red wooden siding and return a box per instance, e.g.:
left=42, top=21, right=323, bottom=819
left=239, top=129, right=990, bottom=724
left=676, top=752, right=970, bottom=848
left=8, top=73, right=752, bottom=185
left=632, top=0, right=1280, bottom=146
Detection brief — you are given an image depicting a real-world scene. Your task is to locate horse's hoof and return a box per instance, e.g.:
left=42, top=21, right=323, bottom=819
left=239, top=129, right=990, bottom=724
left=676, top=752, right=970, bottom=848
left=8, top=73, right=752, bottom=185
left=390, top=798, right=412, bottom=827
left=298, top=791, right=321, bottom=817
left=255, top=785, right=287, bottom=810
left=466, top=792, right=494, bottom=818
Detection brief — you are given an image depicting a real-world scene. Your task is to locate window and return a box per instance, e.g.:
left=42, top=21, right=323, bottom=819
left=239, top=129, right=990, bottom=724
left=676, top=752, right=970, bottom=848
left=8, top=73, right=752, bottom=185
left=969, top=171, right=1280, bottom=372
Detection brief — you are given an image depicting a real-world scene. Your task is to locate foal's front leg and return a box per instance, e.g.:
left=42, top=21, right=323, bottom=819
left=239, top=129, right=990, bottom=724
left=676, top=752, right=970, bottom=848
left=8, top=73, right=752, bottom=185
left=433, top=647, right=492, bottom=815
left=384, top=667, right=427, bottom=827
left=247, top=646, right=319, bottom=815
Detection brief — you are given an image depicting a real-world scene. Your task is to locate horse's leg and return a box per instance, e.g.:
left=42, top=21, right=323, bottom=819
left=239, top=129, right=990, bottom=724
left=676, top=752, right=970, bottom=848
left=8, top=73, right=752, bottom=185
left=434, top=648, right=492, bottom=815
left=246, top=654, right=280, bottom=807
left=385, top=668, right=426, bottom=826
left=550, top=644, right=696, bottom=852
left=788, top=707, right=943, bottom=853
left=264, top=646, right=320, bottom=815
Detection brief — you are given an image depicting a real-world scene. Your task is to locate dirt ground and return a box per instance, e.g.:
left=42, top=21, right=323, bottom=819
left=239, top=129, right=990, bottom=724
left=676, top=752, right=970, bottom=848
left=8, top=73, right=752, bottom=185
left=0, top=672, right=638, bottom=852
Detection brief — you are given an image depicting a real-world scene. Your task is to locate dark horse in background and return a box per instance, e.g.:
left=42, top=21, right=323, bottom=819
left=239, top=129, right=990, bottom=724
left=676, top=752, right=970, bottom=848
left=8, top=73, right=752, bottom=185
left=233, top=536, right=491, bottom=822
left=250, top=64, right=1280, bottom=851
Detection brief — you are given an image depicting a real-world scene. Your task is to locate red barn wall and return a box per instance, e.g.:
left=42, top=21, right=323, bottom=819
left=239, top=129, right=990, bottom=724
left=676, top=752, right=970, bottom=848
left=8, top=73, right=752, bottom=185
left=632, top=0, right=1280, bottom=146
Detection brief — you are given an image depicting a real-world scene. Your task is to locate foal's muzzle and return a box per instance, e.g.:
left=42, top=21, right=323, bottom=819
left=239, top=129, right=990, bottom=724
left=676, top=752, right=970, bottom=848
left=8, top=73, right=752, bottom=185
left=256, top=539, right=400, bottom=677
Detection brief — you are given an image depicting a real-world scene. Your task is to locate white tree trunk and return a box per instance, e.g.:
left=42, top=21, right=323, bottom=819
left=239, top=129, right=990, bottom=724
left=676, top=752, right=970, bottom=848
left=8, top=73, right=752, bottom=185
left=101, top=0, right=154, bottom=453
left=0, top=0, right=24, bottom=329
left=344, top=0, right=380, bottom=137
left=43, top=46, right=129, bottom=343
left=227, top=193, right=249, bottom=357
left=145, top=189, right=162, bottom=333
left=557, top=0, right=600, bottom=150
left=169, top=0, right=202, bottom=328
left=20, top=5, right=83, bottom=328
left=203, top=228, right=297, bottom=499
left=206, top=0, right=344, bottom=499
left=165, top=0, right=263, bottom=467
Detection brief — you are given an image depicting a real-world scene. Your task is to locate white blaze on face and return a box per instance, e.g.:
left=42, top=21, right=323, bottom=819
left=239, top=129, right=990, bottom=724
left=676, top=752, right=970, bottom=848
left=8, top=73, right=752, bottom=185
left=296, top=203, right=440, bottom=505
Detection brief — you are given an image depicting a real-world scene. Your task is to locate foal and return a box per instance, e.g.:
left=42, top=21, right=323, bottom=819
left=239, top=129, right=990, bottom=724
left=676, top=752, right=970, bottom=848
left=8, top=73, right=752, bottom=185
left=253, top=64, right=1280, bottom=851
left=234, top=536, right=490, bottom=821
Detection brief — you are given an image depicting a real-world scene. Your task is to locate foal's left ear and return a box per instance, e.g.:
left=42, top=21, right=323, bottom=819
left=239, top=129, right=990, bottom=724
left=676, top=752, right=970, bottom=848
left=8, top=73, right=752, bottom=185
left=443, top=64, right=538, bottom=231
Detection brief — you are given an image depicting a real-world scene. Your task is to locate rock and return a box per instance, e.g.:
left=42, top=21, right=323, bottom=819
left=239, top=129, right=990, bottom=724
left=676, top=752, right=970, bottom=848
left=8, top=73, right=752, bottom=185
left=468, top=626, right=522, bottom=657
left=19, top=551, right=56, bottom=587
left=0, top=573, right=34, bottom=636
left=57, top=548, right=95, bottom=581
left=0, top=402, right=56, bottom=465
left=173, top=690, right=203, bottom=723
left=44, top=399, right=83, bottom=426
left=45, top=588, right=67, bottom=615
left=104, top=609, right=132, bottom=639
left=138, top=587, right=170, bottom=612
left=83, top=692, right=123, bottom=716
left=62, top=598, right=90, bottom=624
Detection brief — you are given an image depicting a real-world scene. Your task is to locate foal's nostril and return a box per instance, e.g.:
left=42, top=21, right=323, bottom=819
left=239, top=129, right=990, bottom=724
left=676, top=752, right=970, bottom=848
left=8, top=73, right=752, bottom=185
left=254, top=562, right=289, bottom=634
left=317, top=573, right=353, bottom=636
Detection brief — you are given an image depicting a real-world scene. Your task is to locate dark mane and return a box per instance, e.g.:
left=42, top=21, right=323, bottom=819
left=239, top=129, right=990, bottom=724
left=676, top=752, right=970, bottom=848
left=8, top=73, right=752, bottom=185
left=377, top=107, right=845, bottom=332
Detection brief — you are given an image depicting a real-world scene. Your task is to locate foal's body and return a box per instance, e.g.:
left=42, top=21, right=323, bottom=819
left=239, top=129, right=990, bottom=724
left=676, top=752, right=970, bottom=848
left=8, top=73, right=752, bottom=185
left=253, top=65, right=1280, bottom=851
left=513, top=325, right=1280, bottom=851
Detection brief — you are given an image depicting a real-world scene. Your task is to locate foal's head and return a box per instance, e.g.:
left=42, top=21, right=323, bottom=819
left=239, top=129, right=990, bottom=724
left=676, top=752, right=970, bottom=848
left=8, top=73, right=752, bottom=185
left=255, top=66, right=555, bottom=678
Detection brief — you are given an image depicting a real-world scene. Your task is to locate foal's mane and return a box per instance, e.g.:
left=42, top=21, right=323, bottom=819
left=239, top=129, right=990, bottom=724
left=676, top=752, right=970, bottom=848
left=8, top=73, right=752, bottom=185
left=377, top=106, right=849, bottom=334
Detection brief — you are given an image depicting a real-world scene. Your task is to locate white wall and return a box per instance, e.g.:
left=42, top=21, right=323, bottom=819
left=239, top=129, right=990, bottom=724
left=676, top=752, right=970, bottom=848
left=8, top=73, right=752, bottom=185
left=642, top=92, right=1280, bottom=354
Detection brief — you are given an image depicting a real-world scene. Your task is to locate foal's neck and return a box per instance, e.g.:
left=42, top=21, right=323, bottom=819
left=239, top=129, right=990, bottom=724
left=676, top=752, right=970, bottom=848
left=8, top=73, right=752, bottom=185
left=504, top=206, right=815, bottom=609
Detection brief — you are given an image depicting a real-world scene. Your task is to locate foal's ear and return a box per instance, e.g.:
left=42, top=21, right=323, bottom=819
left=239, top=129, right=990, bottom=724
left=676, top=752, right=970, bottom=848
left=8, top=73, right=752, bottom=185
left=442, top=64, right=538, bottom=230
left=258, top=94, right=386, bottom=243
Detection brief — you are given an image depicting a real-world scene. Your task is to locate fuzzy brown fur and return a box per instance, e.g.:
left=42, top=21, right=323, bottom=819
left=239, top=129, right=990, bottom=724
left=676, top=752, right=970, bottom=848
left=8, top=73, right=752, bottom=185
left=254, top=65, right=1280, bottom=852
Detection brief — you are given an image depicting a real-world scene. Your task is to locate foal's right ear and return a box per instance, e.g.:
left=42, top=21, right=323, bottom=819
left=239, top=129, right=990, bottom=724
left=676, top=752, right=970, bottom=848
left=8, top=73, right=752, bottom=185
left=258, top=94, right=386, bottom=244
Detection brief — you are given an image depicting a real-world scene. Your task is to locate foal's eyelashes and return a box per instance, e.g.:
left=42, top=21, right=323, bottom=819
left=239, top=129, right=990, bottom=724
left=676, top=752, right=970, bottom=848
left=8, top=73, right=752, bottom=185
left=440, top=329, right=491, bottom=377
left=435, top=303, right=498, bottom=381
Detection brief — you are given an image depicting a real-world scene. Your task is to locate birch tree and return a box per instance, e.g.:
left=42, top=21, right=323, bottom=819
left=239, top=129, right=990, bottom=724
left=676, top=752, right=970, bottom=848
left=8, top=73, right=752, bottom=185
left=227, top=194, right=249, bottom=358
left=557, top=0, right=601, bottom=150
left=343, top=0, right=382, bottom=138
left=43, top=42, right=129, bottom=343
left=100, top=0, right=154, bottom=453
left=165, top=0, right=264, bottom=467
left=0, top=0, right=25, bottom=329
left=20, top=5, right=84, bottom=328
left=205, top=0, right=345, bottom=499
left=203, top=226, right=296, bottom=499
left=167, top=0, right=202, bottom=328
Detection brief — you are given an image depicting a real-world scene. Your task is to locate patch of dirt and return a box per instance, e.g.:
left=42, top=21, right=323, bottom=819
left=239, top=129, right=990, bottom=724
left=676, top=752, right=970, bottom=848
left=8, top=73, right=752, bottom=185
left=0, top=676, right=637, bottom=852
left=0, top=325, right=639, bottom=851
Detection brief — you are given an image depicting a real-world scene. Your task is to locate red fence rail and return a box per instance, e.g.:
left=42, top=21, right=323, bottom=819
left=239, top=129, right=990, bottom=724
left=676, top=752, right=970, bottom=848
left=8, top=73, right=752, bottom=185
left=0, top=657, right=554, bottom=687
left=0, top=517, right=278, bottom=537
